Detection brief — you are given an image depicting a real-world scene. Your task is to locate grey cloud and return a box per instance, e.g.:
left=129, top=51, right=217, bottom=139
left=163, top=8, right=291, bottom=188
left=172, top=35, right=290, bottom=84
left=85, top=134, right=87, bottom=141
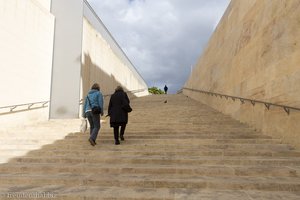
left=87, top=0, right=230, bottom=93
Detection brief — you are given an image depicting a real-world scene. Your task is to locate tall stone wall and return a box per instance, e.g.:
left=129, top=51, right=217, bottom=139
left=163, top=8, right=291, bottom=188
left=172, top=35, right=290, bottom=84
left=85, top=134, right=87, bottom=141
left=81, top=18, right=148, bottom=111
left=184, top=0, right=300, bottom=148
left=81, top=3, right=148, bottom=112
left=81, top=18, right=148, bottom=97
left=0, top=0, right=55, bottom=128
left=0, top=0, right=148, bottom=128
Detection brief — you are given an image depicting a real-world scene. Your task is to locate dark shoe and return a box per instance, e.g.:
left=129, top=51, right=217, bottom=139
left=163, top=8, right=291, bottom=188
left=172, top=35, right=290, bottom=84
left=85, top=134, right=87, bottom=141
left=115, top=140, right=120, bottom=145
left=120, top=135, right=124, bottom=141
left=89, top=138, right=96, bottom=146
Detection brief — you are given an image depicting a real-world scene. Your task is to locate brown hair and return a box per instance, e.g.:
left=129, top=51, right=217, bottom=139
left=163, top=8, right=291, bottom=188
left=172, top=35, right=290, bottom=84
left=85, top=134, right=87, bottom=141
left=91, top=83, right=100, bottom=91
left=115, top=86, right=124, bottom=91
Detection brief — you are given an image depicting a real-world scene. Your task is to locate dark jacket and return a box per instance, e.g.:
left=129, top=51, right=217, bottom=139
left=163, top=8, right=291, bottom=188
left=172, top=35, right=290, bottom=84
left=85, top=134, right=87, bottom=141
left=108, top=90, right=130, bottom=126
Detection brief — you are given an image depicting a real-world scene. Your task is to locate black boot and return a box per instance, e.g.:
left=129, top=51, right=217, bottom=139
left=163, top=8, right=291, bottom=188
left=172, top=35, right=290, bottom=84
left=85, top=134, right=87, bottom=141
left=120, top=134, right=124, bottom=141
left=114, top=126, right=120, bottom=145
left=120, top=124, right=126, bottom=141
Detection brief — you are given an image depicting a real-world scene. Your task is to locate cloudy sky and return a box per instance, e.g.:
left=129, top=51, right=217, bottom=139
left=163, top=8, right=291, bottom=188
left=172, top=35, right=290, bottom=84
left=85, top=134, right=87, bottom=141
left=87, top=0, right=230, bottom=93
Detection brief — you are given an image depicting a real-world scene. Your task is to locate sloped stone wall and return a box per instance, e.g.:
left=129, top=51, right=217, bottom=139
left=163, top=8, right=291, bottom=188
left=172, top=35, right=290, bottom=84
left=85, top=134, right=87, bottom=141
left=184, top=0, right=300, bottom=148
left=81, top=18, right=148, bottom=99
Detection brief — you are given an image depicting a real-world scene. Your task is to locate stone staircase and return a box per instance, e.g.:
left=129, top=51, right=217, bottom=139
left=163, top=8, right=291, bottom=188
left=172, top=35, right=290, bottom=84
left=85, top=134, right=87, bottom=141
left=0, top=94, right=299, bottom=199
left=0, top=119, right=81, bottom=164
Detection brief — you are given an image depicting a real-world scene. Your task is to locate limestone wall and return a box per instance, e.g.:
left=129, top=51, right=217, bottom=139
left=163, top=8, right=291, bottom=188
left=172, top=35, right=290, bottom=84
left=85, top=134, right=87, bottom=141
left=80, top=5, right=148, bottom=112
left=0, top=0, right=55, bottom=128
left=0, top=0, right=148, bottom=128
left=184, top=0, right=300, bottom=148
left=81, top=18, right=148, bottom=97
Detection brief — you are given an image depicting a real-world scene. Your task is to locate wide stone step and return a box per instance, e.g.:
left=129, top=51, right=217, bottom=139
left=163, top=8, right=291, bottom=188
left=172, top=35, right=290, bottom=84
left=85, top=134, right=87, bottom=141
left=0, top=163, right=298, bottom=178
left=122, top=124, right=255, bottom=130
left=0, top=150, right=31, bottom=157
left=0, top=174, right=299, bottom=192
left=65, top=133, right=273, bottom=140
left=1, top=186, right=299, bottom=200
left=0, top=140, right=52, bottom=145
left=0, top=144, right=47, bottom=150
left=125, top=127, right=253, bottom=131
left=98, top=134, right=264, bottom=140
left=122, top=127, right=257, bottom=133
left=48, top=138, right=283, bottom=145
left=54, top=189, right=300, bottom=200
left=24, top=148, right=300, bottom=158
left=38, top=142, right=292, bottom=152
left=73, top=129, right=268, bottom=135
left=66, top=138, right=289, bottom=148
left=9, top=156, right=300, bottom=166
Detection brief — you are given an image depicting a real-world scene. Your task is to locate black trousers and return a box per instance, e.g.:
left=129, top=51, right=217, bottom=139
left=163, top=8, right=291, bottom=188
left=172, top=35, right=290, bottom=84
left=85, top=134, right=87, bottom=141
left=113, top=124, right=126, bottom=141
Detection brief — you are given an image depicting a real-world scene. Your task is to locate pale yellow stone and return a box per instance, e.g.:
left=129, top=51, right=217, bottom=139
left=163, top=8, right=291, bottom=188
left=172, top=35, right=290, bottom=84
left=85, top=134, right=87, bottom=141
left=184, top=0, right=300, bottom=148
left=0, top=94, right=299, bottom=199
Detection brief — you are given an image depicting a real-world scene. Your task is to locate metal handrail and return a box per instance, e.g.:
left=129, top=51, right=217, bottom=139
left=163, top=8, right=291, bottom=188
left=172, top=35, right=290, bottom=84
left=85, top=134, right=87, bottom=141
left=79, top=88, right=148, bottom=104
left=0, top=88, right=147, bottom=114
left=0, top=101, right=49, bottom=114
left=183, top=87, right=300, bottom=115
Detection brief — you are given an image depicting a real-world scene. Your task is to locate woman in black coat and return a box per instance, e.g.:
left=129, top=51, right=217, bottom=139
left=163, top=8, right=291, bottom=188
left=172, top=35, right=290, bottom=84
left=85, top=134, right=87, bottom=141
left=108, top=86, right=131, bottom=145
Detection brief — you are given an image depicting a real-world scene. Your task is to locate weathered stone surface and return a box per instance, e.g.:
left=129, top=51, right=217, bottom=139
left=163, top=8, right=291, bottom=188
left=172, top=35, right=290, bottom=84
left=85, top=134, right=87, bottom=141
left=184, top=0, right=300, bottom=148
left=0, top=94, right=299, bottom=199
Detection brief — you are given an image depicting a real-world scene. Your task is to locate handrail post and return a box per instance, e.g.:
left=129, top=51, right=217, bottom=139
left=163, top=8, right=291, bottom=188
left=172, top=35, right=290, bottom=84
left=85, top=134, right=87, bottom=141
left=183, top=87, right=300, bottom=115
left=0, top=100, right=50, bottom=115
left=10, top=106, right=17, bottom=112
left=284, top=107, right=290, bottom=115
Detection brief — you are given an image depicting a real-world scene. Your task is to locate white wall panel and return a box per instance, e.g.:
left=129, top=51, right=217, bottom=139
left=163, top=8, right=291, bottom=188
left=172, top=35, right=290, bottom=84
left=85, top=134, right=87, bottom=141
left=0, top=0, right=55, bottom=128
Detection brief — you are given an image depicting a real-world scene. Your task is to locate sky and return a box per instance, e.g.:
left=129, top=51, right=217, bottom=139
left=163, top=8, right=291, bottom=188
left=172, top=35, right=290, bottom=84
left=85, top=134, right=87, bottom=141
left=86, top=0, right=230, bottom=93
